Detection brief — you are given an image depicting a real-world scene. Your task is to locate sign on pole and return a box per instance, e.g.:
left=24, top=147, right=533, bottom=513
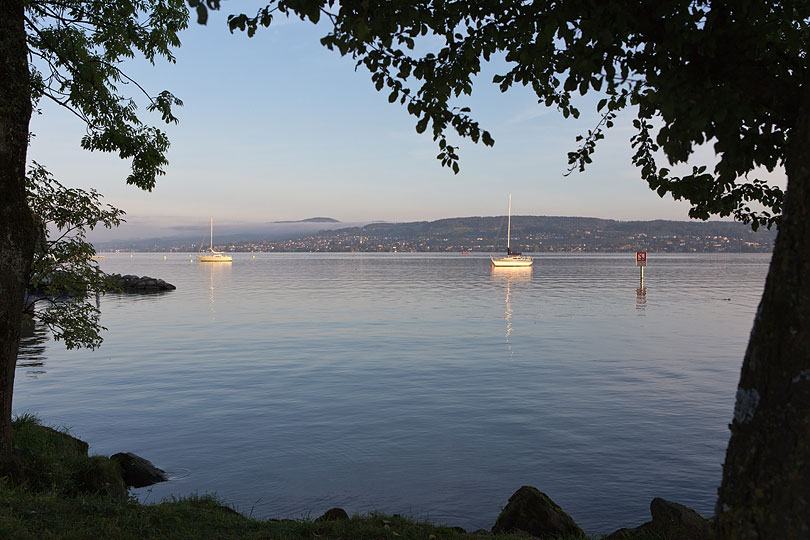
left=636, top=251, right=647, bottom=267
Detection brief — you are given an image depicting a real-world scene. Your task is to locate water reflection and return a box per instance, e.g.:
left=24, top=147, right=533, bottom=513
left=490, top=267, right=532, bottom=353
left=11, top=253, right=772, bottom=533
left=198, top=260, right=232, bottom=319
left=17, top=321, right=49, bottom=379
left=635, top=286, right=647, bottom=312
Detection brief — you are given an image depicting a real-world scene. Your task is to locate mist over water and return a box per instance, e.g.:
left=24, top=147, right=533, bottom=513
left=14, top=253, right=769, bottom=534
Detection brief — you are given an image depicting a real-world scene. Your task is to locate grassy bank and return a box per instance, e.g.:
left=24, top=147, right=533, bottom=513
left=1, top=416, right=669, bottom=539
left=1, top=488, right=514, bottom=540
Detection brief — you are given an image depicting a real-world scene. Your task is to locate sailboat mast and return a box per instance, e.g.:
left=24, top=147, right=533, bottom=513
left=209, top=217, right=213, bottom=252
left=507, top=194, right=512, bottom=251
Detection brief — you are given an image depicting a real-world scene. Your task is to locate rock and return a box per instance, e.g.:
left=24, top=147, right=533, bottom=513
left=316, top=508, right=350, bottom=522
left=604, top=498, right=715, bottom=540
left=74, top=455, right=128, bottom=499
left=649, top=498, right=714, bottom=537
left=215, top=504, right=240, bottom=515
left=35, top=425, right=89, bottom=457
left=110, top=452, right=168, bottom=488
left=107, top=274, right=176, bottom=293
left=491, top=486, right=586, bottom=539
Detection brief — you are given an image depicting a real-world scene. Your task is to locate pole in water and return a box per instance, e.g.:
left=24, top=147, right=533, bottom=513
left=635, top=251, right=647, bottom=297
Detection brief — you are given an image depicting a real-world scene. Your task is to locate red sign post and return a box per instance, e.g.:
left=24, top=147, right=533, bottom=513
left=635, top=251, right=647, bottom=297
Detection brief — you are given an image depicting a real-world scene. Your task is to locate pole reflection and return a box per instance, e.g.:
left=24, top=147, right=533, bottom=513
left=635, top=286, right=648, bottom=312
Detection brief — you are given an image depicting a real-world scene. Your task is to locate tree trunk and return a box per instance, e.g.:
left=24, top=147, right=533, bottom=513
left=715, top=96, right=810, bottom=537
left=0, top=0, right=36, bottom=461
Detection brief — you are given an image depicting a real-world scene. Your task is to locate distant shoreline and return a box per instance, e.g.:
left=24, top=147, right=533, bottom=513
left=92, top=215, right=776, bottom=254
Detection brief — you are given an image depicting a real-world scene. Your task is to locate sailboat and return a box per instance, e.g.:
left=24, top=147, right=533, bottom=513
left=197, top=218, right=232, bottom=263
left=490, top=195, right=533, bottom=267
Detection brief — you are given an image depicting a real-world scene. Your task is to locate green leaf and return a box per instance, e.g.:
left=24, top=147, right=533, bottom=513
left=416, top=116, right=429, bottom=134
left=195, top=4, right=208, bottom=25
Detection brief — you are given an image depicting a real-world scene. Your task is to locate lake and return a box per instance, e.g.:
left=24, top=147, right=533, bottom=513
left=14, top=252, right=770, bottom=535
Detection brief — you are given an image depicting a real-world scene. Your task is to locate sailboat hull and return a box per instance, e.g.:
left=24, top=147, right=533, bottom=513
left=490, top=255, right=533, bottom=267
left=197, top=254, right=232, bottom=262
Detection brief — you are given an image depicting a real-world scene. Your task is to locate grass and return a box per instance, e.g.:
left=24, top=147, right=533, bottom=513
left=0, top=415, right=673, bottom=539
left=1, top=485, right=566, bottom=540
left=9, top=414, right=125, bottom=498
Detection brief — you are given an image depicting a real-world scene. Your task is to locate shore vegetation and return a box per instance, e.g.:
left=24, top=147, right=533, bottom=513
left=1, top=415, right=689, bottom=540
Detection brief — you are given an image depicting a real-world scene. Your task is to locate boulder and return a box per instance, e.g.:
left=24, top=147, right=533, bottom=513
left=491, top=486, right=586, bottom=539
left=604, top=498, right=715, bottom=540
left=110, top=452, right=168, bottom=488
left=74, top=455, right=128, bottom=499
left=30, top=425, right=89, bottom=457
left=108, top=274, right=176, bottom=293
left=215, top=504, right=240, bottom=515
left=316, top=508, right=350, bottom=522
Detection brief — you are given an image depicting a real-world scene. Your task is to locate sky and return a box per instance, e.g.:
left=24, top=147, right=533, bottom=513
left=26, top=4, right=787, bottom=241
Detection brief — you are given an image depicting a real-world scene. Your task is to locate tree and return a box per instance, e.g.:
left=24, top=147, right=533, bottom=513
left=194, top=1, right=806, bottom=537
left=0, top=0, right=188, bottom=463
left=25, top=162, right=125, bottom=350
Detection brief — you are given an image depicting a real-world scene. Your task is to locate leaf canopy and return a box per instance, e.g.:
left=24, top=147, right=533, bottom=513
left=26, top=0, right=190, bottom=190
left=25, top=163, right=126, bottom=350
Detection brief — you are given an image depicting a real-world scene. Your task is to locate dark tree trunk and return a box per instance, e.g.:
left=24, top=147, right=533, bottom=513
left=716, top=95, right=810, bottom=537
left=0, top=0, right=36, bottom=461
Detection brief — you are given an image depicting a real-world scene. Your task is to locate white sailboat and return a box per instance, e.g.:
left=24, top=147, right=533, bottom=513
left=197, top=218, right=232, bottom=263
left=490, top=195, right=533, bottom=267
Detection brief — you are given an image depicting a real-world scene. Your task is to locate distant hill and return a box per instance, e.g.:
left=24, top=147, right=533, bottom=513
left=272, top=217, right=340, bottom=224
left=96, top=215, right=777, bottom=253
left=91, top=218, right=358, bottom=251
left=224, top=215, right=777, bottom=253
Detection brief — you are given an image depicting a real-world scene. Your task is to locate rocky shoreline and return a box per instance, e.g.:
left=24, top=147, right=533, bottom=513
left=83, top=432, right=718, bottom=538
left=293, top=485, right=715, bottom=539
left=10, top=424, right=715, bottom=539
left=107, top=273, right=176, bottom=293
left=487, top=486, right=714, bottom=539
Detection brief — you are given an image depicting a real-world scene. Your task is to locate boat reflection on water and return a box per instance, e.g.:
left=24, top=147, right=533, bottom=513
left=490, top=266, right=532, bottom=354
left=198, top=257, right=233, bottom=319
left=17, top=320, right=49, bottom=379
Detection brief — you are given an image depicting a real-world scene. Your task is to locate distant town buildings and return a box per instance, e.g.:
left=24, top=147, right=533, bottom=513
left=159, top=231, right=771, bottom=254
left=105, top=216, right=776, bottom=254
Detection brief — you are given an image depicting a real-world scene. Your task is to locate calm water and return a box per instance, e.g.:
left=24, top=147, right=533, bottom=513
left=15, top=253, right=770, bottom=534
